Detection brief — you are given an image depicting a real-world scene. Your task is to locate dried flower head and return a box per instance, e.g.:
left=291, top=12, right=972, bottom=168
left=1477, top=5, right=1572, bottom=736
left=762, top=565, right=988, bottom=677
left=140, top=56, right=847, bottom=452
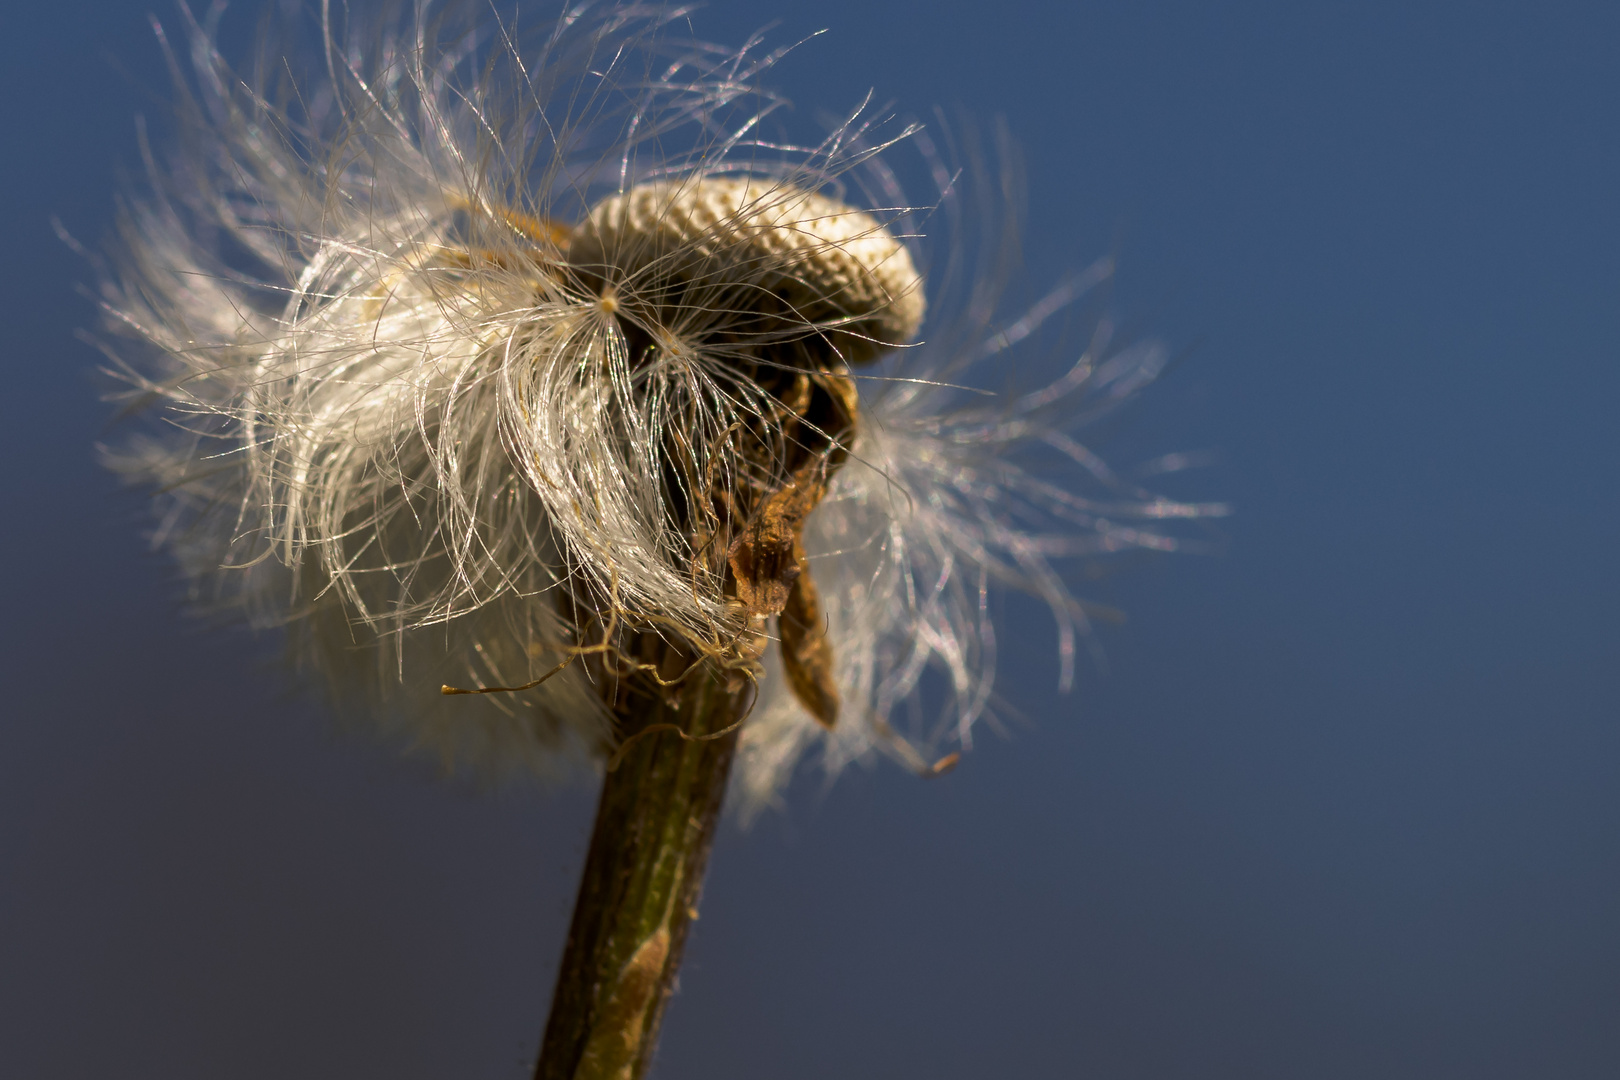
left=94, top=2, right=1224, bottom=810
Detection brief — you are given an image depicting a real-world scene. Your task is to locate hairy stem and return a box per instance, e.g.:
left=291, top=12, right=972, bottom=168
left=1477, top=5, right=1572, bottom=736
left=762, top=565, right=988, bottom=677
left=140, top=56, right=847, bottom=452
left=535, top=643, right=753, bottom=1080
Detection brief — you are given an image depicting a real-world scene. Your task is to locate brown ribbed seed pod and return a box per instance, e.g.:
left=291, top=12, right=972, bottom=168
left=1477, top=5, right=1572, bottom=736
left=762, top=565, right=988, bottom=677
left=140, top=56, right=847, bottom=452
left=568, top=177, right=925, bottom=366
left=564, top=178, right=925, bottom=728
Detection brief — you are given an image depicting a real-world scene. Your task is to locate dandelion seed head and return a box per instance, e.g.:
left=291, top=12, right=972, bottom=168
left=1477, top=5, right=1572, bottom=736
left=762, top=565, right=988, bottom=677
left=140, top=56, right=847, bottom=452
left=93, top=2, right=1224, bottom=809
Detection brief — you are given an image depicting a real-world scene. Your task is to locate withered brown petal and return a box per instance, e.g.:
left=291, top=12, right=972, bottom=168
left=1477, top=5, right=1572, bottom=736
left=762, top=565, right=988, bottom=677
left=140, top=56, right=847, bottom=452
left=778, top=542, right=840, bottom=728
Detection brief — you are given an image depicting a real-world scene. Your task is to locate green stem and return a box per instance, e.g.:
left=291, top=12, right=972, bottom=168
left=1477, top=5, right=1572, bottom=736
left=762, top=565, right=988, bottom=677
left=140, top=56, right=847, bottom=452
left=534, top=644, right=752, bottom=1080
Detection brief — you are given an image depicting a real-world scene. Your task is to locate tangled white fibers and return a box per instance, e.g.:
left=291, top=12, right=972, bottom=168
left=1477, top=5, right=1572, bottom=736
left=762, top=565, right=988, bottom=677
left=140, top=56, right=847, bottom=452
left=91, top=1, right=1226, bottom=813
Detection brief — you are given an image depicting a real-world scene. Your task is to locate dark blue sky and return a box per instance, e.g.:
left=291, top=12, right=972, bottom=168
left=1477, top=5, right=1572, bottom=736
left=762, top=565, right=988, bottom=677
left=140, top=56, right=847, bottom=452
left=4, top=2, right=1618, bottom=1077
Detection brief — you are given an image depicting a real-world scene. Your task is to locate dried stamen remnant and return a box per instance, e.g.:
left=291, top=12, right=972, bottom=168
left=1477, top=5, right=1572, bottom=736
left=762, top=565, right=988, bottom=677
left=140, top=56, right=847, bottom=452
left=561, top=178, right=923, bottom=727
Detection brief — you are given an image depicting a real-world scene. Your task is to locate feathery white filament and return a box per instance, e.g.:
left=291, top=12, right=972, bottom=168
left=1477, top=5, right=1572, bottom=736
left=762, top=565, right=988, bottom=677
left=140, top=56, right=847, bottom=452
left=96, top=3, right=1224, bottom=808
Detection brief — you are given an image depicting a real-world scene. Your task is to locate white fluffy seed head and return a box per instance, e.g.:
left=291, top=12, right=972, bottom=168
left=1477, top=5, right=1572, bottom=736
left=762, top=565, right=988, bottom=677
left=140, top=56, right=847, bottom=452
left=94, top=3, right=1225, bottom=810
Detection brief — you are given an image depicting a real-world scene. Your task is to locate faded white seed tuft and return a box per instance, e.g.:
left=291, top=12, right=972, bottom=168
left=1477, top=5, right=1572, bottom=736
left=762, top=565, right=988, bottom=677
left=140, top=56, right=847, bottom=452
left=96, top=5, right=1223, bottom=801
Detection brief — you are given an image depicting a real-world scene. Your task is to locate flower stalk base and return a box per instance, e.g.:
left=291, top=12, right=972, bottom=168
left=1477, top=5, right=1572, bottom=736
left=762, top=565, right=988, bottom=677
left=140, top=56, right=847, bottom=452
left=534, top=644, right=753, bottom=1080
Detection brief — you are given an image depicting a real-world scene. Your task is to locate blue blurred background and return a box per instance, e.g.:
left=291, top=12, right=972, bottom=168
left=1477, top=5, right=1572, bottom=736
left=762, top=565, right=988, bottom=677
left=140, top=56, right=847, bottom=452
left=4, top=1, right=1618, bottom=1077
